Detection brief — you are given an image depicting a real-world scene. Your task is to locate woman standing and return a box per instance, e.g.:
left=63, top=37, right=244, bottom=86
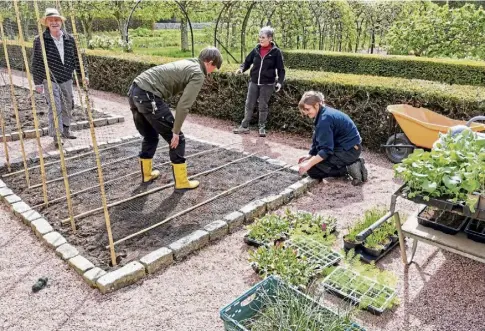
left=233, top=26, right=285, bottom=137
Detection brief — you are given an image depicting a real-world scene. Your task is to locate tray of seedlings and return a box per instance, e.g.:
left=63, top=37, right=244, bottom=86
left=393, top=129, right=485, bottom=222
left=343, top=207, right=400, bottom=263
left=417, top=206, right=469, bottom=235
left=248, top=238, right=341, bottom=290
left=244, top=210, right=337, bottom=248
left=321, top=267, right=397, bottom=315
left=464, top=218, right=485, bottom=243
left=220, top=275, right=365, bottom=331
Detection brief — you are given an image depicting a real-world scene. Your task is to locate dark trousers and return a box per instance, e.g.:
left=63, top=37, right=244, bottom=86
left=241, top=82, right=275, bottom=128
left=128, top=83, right=185, bottom=164
left=307, top=145, right=361, bottom=179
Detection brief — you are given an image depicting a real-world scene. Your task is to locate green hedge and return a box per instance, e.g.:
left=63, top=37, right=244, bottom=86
left=3, top=45, right=485, bottom=151
left=283, top=50, right=485, bottom=87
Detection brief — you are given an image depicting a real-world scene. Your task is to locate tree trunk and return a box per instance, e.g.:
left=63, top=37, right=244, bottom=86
left=240, top=2, right=256, bottom=62
left=180, top=17, right=188, bottom=52
left=355, top=25, right=362, bottom=53
left=370, top=28, right=375, bottom=54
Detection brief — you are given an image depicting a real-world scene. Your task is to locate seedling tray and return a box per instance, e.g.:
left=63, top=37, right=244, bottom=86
left=285, top=237, right=341, bottom=270
left=417, top=206, right=469, bottom=235
left=243, top=233, right=288, bottom=248
left=465, top=218, right=485, bottom=244
left=220, top=275, right=365, bottom=331
left=344, top=240, right=399, bottom=264
left=398, top=186, right=485, bottom=221
left=321, top=267, right=397, bottom=315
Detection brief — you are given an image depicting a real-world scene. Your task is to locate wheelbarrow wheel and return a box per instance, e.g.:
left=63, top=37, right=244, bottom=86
left=385, top=133, right=414, bottom=163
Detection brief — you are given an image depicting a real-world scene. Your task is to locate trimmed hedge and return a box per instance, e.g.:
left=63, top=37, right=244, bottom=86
left=3, top=45, right=485, bottom=151
left=283, top=50, right=485, bottom=87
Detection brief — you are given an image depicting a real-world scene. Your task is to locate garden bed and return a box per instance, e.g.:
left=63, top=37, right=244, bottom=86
left=1, top=137, right=301, bottom=271
left=0, top=85, right=123, bottom=141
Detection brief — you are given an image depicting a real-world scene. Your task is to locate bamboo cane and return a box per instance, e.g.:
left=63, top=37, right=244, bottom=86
left=33, top=0, right=76, bottom=232
left=32, top=143, right=238, bottom=208
left=13, top=0, right=48, bottom=205
left=0, top=104, right=11, bottom=172
left=0, top=18, right=30, bottom=187
left=107, top=164, right=292, bottom=248
left=27, top=153, right=139, bottom=190
left=68, top=5, right=117, bottom=267
left=1, top=138, right=142, bottom=178
left=61, top=153, right=256, bottom=225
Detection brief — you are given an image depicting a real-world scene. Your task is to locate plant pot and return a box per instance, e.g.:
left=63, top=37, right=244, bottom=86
left=417, top=206, right=469, bottom=235
left=343, top=236, right=362, bottom=251
left=243, top=234, right=265, bottom=247
left=362, top=238, right=391, bottom=257
left=390, top=232, right=399, bottom=244
left=464, top=218, right=485, bottom=243
left=464, top=194, right=485, bottom=221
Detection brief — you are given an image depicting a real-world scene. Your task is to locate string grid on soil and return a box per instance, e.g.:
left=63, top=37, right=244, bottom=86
left=0, top=85, right=108, bottom=133
left=2, top=138, right=300, bottom=270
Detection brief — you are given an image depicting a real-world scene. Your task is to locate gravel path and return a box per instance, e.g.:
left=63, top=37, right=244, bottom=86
left=1, top=71, right=484, bottom=331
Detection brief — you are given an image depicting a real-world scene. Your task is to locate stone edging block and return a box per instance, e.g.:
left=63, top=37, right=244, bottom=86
left=203, top=220, right=228, bottom=242
left=31, top=218, right=53, bottom=238
left=68, top=255, right=95, bottom=275
left=239, top=199, right=267, bottom=224
left=139, top=247, right=173, bottom=274
left=56, top=243, right=79, bottom=260
left=96, top=261, right=146, bottom=294
left=83, top=267, right=107, bottom=288
left=43, top=231, right=67, bottom=249
left=223, top=211, right=245, bottom=233
left=168, top=230, right=210, bottom=261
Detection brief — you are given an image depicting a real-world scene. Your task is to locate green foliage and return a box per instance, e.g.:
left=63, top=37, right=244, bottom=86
left=246, top=214, right=291, bottom=244
left=344, top=207, right=387, bottom=243
left=283, top=50, right=485, bottom=86
left=249, top=245, right=318, bottom=288
left=395, top=130, right=485, bottom=210
left=247, top=281, right=357, bottom=331
left=387, top=3, right=485, bottom=59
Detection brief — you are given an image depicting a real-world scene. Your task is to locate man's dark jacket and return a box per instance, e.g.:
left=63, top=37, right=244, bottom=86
left=240, top=42, right=285, bottom=85
left=32, top=29, right=85, bottom=86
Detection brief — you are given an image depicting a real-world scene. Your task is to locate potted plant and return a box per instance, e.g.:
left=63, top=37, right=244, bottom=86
left=244, top=214, right=290, bottom=247
left=362, top=229, right=392, bottom=257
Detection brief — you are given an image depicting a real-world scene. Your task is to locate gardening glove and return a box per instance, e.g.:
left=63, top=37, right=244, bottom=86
left=35, top=85, right=44, bottom=94
left=235, top=68, right=243, bottom=75
left=275, top=83, right=282, bottom=92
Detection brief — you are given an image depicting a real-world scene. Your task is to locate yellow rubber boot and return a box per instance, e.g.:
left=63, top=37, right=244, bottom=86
left=140, top=158, right=160, bottom=183
left=172, top=163, right=199, bottom=190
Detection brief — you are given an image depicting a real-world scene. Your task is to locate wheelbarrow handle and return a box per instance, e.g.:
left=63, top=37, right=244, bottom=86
left=466, top=116, right=485, bottom=127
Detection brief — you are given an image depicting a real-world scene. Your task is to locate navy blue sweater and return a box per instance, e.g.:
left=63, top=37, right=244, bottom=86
left=309, top=106, right=362, bottom=159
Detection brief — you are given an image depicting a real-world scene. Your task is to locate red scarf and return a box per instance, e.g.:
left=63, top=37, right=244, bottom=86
left=259, top=44, right=272, bottom=58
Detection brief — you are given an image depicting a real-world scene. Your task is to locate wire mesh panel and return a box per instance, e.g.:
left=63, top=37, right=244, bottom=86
left=321, top=267, right=397, bottom=315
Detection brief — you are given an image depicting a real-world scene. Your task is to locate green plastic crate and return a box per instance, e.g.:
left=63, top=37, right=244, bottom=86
left=220, top=275, right=365, bottom=331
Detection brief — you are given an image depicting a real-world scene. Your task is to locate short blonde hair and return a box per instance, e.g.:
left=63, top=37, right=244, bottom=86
left=298, top=91, right=325, bottom=114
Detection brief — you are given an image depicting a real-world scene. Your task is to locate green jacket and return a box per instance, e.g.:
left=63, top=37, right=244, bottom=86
left=134, top=58, right=207, bottom=133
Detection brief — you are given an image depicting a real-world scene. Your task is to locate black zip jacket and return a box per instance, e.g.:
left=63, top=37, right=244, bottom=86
left=32, top=29, right=86, bottom=86
left=240, top=42, right=285, bottom=85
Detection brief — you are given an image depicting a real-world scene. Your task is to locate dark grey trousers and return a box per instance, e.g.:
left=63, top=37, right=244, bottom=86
left=241, top=82, right=275, bottom=128
left=307, top=145, right=361, bottom=179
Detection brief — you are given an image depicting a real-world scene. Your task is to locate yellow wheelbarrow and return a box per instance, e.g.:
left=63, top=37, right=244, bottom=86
left=382, top=104, right=485, bottom=163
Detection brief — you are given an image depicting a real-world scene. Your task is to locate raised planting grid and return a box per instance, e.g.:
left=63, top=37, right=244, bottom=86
left=0, top=135, right=317, bottom=293
left=0, top=85, right=124, bottom=141
left=285, top=238, right=341, bottom=270
left=321, top=267, right=396, bottom=315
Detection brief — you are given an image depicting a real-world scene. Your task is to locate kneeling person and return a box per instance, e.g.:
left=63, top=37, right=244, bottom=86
left=297, top=91, right=368, bottom=185
left=128, top=47, right=223, bottom=189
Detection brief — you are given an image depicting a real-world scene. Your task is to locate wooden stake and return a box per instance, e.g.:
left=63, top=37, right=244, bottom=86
left=13, top=0, right=48, bottom=205
left=108, top=164, right=292, bottom=248
left=0, top=104, right=11, bottom=172
left=61, top=153, right=256, bottom=225
left=33, top=0, right=76, bottom=232
left=0, top=17, right=30, bottom=187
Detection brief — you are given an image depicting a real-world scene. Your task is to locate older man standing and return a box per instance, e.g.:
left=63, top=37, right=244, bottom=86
left=32, top=8, right=87, bottom=148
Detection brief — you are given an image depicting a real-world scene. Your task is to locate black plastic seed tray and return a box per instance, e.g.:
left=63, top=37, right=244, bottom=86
left=465, top=218, right=485, bottom=243
left=417, top=206, right=469, bottom=235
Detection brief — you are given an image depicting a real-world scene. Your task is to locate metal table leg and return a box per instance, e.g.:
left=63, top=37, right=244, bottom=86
left=406, top=239, right=418, bottom=265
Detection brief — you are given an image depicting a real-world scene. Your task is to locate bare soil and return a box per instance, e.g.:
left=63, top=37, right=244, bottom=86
left=2, top=138, right=299, bottom=270
left=1, top=85, right=107, bottom=133
left=419, top=207, right=466, bottom=229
